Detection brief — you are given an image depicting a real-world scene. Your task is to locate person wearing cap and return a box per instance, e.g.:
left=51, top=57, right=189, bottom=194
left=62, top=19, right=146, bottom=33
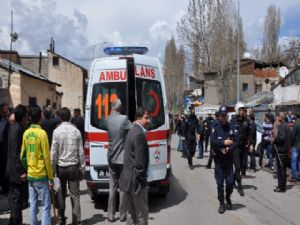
left=211, top=106, right=238, bottom=214
left=230, top=102, right=250, bottom=196
left=183, top=105, right=200, bottom=169
left=206, top=111, right=220, bottom=169
left=106, top=98, right=132, bottom=222
left=203, top=113, right=214, bottom=153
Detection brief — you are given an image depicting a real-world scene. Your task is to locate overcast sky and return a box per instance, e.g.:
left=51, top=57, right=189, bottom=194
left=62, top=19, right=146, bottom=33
left=0, top=0, right=299, bottom=68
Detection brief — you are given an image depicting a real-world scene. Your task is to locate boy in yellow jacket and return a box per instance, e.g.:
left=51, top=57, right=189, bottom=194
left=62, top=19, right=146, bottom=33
left=20, top=105, right=53, bottom=225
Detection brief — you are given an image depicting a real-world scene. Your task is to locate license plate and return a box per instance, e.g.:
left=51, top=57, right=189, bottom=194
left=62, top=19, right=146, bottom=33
left=97, top=169, right=110, bottom=178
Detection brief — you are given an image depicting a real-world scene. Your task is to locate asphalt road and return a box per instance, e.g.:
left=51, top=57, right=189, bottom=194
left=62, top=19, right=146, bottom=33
left=1, top=134, right=300, bottom=225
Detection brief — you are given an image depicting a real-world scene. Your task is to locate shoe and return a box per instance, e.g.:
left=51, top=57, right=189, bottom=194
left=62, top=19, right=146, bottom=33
left=218, top=204, right=226, bottom=214
left=120, top=217, right=126, bottom=222
left=237, top=186, right=244, bottom=197
left=189, top=165, right=194, bottom=170
left=206, top=165, right=211, bottom=169
left=226, top=198, right=232, bottom=210
left=274, top=187, right=285, bottom=193
left=107, top=216, right=115, bottom=222
left=288, top=178, right=296, bottom=182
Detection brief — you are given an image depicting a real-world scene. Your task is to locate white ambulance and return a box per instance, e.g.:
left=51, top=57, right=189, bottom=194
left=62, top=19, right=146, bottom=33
left=84, top=47, right=171, bottom=199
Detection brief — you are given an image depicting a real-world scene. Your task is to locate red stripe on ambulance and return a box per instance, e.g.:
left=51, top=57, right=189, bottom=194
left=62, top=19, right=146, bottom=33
left=87, top=130, right=168, bottom=142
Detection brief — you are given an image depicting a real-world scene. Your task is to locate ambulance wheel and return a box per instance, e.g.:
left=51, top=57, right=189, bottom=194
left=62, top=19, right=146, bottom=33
left=158, top=185, right=169, bottom=198
left=89, top=191, right=98, bottom=201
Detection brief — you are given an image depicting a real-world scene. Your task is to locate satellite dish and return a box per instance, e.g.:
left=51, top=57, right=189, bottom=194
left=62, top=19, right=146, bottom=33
left=243, top=52, right=251, bottom=59
left=279, top=66, right=289, bottom=78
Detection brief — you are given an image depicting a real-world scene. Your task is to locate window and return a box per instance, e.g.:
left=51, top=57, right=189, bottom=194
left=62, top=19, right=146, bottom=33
left=136, top=78, right=165, bottom=130
left=91, top=82, right=127, bottom=130
left=29, top=97, right=37, bottom=107
left=242, top=83, right=249, bottom=92
left=53, top=56, right=59, bottom=66
left=255, top=83, right=262, bottom=93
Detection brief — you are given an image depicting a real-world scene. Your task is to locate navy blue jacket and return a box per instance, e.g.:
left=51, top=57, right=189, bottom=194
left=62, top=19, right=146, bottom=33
left=231, top=115, right=250, bottom=146
left=211, top=121, right=238, bottom=163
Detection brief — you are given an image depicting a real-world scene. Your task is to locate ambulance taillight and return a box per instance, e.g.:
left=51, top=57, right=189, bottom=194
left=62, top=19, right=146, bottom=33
left=84, top=133, right=90, bottom=166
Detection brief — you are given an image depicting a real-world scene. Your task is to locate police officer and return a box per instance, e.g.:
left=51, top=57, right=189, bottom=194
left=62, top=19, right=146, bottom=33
left=206, top=111, right=220, bottom=169
left=184, top=105, right=199, bottom=169
left=231, top=102, right=250, bottom=196
left=203, top=114, right=214, bottom=153
left=211, top=106, right=237, bottom=214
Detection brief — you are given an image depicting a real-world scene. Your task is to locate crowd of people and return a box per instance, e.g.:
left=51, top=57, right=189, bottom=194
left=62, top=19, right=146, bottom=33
left=0, top=103, right=85, bottom=225
left=174, top=103, right=297, bottom=214
left=0, top=100, right=151, bottom=225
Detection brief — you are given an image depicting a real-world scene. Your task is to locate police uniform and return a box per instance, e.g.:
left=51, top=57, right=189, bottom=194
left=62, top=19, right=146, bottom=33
left=203, top=116, right=213, bottom=152
left=184, top=108, right=199, bottom=169
left=231, top=114, right=250, bottom=195
left=211, top=106, right=237, bottom=213
left=206, top=113, right=219, bottom=168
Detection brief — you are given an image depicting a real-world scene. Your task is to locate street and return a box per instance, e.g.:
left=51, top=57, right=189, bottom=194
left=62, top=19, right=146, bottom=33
left=1, top=134, right=300, bottom=225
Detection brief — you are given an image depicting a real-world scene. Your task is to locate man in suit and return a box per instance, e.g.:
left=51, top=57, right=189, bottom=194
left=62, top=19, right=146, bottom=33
left=273, top=112, right=292, bottom=192
left=120, top=107, right=150, bottom=225
left=107, top=99, right=132, bottom=222
left=6, top=104, right=28, bottom=225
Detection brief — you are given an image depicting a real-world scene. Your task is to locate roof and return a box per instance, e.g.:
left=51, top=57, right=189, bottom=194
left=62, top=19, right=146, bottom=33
left=0, top=59, right=61, bottom=86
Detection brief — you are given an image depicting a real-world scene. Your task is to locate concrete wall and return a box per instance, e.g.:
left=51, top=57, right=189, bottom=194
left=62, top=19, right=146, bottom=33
left=273, top=84, right=300, bottom=105
left=20, top=56, right=48, bottom=76
left=204, top=80, right=219, bottom=105
left=0, top=66, right=60, bottom=108
left=21, top=75, right=58, bottom=107
left=240, top=74, right=255, bottom=101
left=47, top=52, right=84, bottom=112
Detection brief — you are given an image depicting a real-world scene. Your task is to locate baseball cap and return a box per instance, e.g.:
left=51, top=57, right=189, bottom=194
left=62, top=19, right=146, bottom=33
left=219, top=106, right=228, bottom=115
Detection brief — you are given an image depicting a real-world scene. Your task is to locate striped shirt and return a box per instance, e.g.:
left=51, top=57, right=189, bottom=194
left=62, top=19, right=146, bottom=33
left=51, top=122, right=85, bottom=168
left=263, top=122, right=273, bottom=142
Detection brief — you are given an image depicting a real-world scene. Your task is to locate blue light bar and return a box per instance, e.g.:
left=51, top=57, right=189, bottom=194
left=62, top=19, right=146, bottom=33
left=103, top=46, right=148, bottom=55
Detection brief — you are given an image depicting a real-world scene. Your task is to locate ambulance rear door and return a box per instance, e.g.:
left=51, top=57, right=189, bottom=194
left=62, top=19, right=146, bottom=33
left=133, top=54, right=169, bottom=183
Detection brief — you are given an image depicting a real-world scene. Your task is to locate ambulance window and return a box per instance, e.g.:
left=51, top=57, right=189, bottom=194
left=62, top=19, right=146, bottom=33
left=136, top=78, right=165, bottom=130
left=91, top=82, right=127, bottom=130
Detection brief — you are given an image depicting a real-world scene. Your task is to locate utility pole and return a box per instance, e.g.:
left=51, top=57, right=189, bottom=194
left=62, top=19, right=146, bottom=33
left=8, top=10, right=18, bottom=88
left=236, top=0, right=240, bottom=103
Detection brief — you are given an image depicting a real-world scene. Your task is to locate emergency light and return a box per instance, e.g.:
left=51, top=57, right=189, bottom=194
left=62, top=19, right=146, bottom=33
left=103, top=47, right=148, bottom=55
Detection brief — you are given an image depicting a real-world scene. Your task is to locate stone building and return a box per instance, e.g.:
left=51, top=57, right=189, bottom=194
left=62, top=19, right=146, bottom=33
left=0, top=58, right=61, bottom=108
left=238, top=59, right=282, bottom=102
left=17, top=44, right=88, bottom=112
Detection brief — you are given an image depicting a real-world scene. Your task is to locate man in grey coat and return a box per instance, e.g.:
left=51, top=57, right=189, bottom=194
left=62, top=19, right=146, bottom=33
left=107, top=99, right=132, bottom=222
left=120, top=107, right=150, bottom=225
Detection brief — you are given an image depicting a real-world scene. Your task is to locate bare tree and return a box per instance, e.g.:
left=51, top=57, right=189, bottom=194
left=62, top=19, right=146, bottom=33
left=283, top=36, right=300, bottom=68
left=164, top=37, right=186, bottom=113
left=177, top=0, right=245, bottom=103
left=262, top=4, right=281, bottom=62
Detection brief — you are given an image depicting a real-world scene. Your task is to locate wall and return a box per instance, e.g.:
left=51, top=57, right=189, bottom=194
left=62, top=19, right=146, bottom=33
left=20, top=74, right=58, bottom=108
left=20, top=56, right=48, bottom=76
left=0, top=67, right=20, bottom=106
left=47, top=51, right=84, bottom=111
left=273, top=85, right=300, bottom=105
left=240, top=74, right=255, bottom=101
left=204, top=72, right=220, bottom=105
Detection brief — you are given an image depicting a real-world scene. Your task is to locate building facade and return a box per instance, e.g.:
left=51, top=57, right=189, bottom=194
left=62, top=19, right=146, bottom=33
left=17, top=47, right=87, bottom=112
left=0, top=59, right=61, bottom=108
